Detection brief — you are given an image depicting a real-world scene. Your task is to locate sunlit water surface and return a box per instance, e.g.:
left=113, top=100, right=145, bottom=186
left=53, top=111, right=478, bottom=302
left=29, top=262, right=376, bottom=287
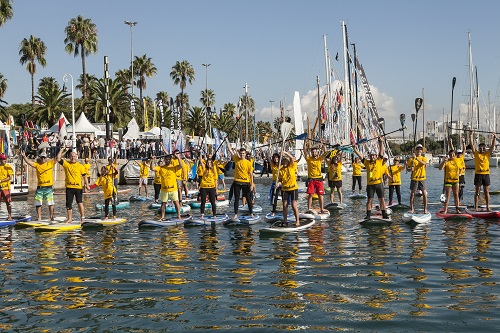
left=0, top=167, right=498, bottom=332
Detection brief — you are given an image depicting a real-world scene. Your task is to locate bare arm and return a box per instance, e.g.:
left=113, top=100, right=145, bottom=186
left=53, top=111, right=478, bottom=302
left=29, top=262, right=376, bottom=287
left=56, top=147, right=66, bottom=163
left=489, top=134, right=497, bottom=153
left=469, top=132, right=476, bottom=154
left=20, top=151, right=34, bottom=168
left=353, top=146, right=363, bottom=159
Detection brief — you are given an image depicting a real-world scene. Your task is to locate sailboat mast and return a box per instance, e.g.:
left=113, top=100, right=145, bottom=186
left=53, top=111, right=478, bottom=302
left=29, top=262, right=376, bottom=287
left=475, top=66, right=480, bottom=143
left=352, top=43, right=360, bottom=142
left=323, top=35, right=333, bottom=145
left=342, top=21, right=350, bottom=144
left=468, top=32, right=473, bottom=140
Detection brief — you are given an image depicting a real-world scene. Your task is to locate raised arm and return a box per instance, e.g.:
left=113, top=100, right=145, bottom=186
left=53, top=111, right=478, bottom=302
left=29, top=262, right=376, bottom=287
left=378, top=138, right=384, bottom=158
left=469, top=131, right=476, bottom=154
left=20, top=150, right=35, bottom=168
left=489, top=134, right=497, bottom=153
left=56, top=147, right=67, bottom=163
left=283, top=150, right=296, bottom=163
left=353, top=145, right=363, bottom=160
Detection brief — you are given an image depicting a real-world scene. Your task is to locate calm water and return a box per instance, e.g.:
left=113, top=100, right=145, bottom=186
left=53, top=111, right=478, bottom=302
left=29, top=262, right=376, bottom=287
left=0, top=167, right=498, bottom=332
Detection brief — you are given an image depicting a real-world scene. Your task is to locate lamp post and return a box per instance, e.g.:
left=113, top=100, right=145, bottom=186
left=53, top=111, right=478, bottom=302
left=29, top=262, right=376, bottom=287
left=202, top=63, right=210, bottom=150
left=63, top=73, right=76, bottom=150
left=124, top=20, right=137, bottom=96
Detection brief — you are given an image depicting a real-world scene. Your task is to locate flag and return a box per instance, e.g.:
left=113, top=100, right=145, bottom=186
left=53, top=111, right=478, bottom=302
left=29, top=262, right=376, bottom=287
left=58, top=116, right=67, bottom=138
left=350, top=129, right=356, bottom=145
left=130, top=99, right=136, bottom=116
left=158, top=100, right=164, bottom=127
left=189, top=162, right=197, bottom=180
left=335, top=52, right=339, bottom=61
left=143, top=99, right=149, bottom=131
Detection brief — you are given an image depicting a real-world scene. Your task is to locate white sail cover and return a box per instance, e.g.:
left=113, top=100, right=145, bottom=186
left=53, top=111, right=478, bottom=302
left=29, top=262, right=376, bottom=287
left=123, top=118, right=140, bottom=140
left=293, top=91, right=307, bottom=174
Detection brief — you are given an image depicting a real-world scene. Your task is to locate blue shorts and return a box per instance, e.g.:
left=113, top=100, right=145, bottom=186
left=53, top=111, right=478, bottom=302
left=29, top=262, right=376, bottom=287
left=218, top=174, right=225, bottom=180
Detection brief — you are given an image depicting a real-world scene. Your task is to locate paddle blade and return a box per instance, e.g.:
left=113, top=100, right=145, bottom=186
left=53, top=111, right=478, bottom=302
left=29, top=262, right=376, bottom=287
left=280, top=122, right=294, bottom=141
left=452, top=77, right=456, bottom=89
left=415, top=98, right=423, bottom=113
left=295, top=132, right=307, bottom=140
left=399, top=114, right=406, bottom=127
left=411, top=113, right=416, bottom=122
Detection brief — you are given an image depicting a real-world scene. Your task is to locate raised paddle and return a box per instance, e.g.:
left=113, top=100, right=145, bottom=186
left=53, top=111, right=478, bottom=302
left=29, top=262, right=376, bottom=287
left=272, top=122, right=294, bottom=208
left=449, top=77, right=457, bottom=147
left=400, top=114, right=406, bottom=157
left=413, top=98, right=423, bottom=148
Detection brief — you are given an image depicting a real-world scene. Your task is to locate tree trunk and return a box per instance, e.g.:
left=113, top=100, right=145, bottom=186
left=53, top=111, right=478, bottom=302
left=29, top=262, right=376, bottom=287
left=31, top=73, right=35, bottom=108
left=81, top=47, right=87, bottom=98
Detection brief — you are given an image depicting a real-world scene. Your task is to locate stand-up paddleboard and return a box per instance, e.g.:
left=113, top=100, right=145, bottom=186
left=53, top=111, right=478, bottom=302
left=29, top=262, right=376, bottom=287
left=95, top=201, right=130, bottom=211
left=324, top=202, right=347, bottom=211
left=159, top=204, right=192, bottom=214
left=359, top=215, right=392, bottom=225
left=35, top=221, right=82, bottom=232
left=300, top=209, right=330, bottom=220
left=189, top=201, right=212, bottom=209
left=81, top=217, right=127, bottom=228
left=138, top=214, right=192, bottom=228
left=349, top=193, right=367, bottom=199
left=464, top=208, right=500, bottom=219
left=15, top=217, right=66, bottom=228
left=54, top=188, right=131, bottom=196
left=464, top=204, right=500, bottom=209
left=216, top=199, right=229, bottom=207
left=402, top=212, right=432, bottom=223
left=386, top=203, right=411, bottom=211
left=372, top=207, right=392, bottom=216
left=259, top=218, right=316, bottom=234
left=184, top=214, right=230, bottom=227
left=223, top=214, right=261, bottom=226
left=0, top=215, right=33, bottom=228
left=436, top=208, right=473, bottom=220
left=489, top=190, right=500, bottom=195
left=264, top=212, right=295, bottom=223
left=129, top=195, right=154, bottom=202
left=239, top=204, right=263, bottom=213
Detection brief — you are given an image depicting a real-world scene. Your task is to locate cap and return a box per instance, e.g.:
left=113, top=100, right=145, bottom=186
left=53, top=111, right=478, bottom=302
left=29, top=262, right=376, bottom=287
left=39, top=153, right=47, bottom=158
left=369, top=150, right=377, bottom=155
left=415, top=144, right=423, bottom=149
left=456, top=149, right=463, bottom=153
left=0, top=153, right=7, bottom=160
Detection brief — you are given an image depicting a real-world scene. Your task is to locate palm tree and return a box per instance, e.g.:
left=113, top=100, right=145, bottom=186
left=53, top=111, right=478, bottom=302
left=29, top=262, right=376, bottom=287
left=38, top=76, right=58, bottom=91
left=214, top=111, right=238, bottom=143
left=170, top=60, right=195, bottom=121
left=0, top=73, right=7, bottom=99
left=76, top=73, right=97, bottom=97
left=184, top=106, right=205, bottom=137
left=200, top=89, right=215, bottom=109
left=64, top=15, right=98, bottom=99
left=19, top=35, right=47, bottom=108
left=0, top=0, right=14, bottom=27
left=133, top=54, right=157, bottom=108
left=84, top=77, right=131, bottom=128
left=222, top=103, right=236, bottom=117
left=34, top=82, right=70, bottom=126
left=115, top=68, right=132, bottom=91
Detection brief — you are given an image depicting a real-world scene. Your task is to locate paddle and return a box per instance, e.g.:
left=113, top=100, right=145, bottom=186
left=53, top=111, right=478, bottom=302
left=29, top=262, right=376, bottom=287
left=449, top=77, right=457, bottom=148
left=400, top=114, right=406, bottom=157
left=413, top=98, right=423, bottom=148
left=272, top=122, right=294, bottom=208
left=376, top=117, right=393, bottom=180
left=212, top=116, right=242, bottom=160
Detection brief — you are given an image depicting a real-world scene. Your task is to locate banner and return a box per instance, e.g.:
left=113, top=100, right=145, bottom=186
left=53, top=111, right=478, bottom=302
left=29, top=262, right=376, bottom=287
left=212, top=127, right=221, bottom=158
left=161, top=127, right=171, bottom=154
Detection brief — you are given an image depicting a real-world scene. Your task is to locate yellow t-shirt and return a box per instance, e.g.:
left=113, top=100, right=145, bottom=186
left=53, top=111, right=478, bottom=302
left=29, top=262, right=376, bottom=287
left=387, top=164, right=405, bottom=186
left=363, top=158, right=385, bottom=185
left=279, top=161, right=298, bottom=191
left=83, top=163, right=91, bottom=177
left=443, top=158, right=461, bottom=183
left=407, top=156, right=428, bottom=181
left=33, top=159, right=55, bottom=187
left=106, top=163, right=118, bottom=179
left=233, top=156, right=253, bottom=183
left=94, top=174, right=116, bottom=199
left=0, top=164, right=13, bottom=190
left=473, top=151, right=491, bottom=175
left=458, top=156, right=465, bottom=176
left=61, top=160, right=87, bottom=189
left=198, top=163, right=218, bottom=189
left=271, top=163, right=279, bottom=182
left=352, top=162, right=364, bottom=176
left=216, top=161, right=226, bottom=175
left=328, top=162, right=342, bottom=181
left=159, top=163, right=182, bottom=192
left=153, top=165, right=161, bottom=184
left=306, top=156, right=323, bottom=179
left=171, top=159, right=183, bottom=180
left=182, top=162, right=190, bottom=181
left=139, top=162, right=150, bottom=178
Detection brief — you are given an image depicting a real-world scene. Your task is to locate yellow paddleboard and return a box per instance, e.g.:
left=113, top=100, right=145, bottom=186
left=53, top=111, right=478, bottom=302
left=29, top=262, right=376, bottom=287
left=16, top=217, right=67, bottom=228
left=35, top=222, right=81, bottom=232
left=82, top=218, right=127, bottom=228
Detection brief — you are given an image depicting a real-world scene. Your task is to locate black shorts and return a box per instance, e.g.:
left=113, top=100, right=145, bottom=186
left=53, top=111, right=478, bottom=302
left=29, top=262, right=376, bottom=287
left=65, top=187, right=83, bottom=210
left=366, top=183, right=384, bottom=199
left=459, top=175, right=466, bottom=186
left=282, top=189, right=299, bottom=202
left=328, top=180, right=342, bottom=189
left=410, top=180, right=426, bottom=191
left=474, top=174, right=490, bottom=187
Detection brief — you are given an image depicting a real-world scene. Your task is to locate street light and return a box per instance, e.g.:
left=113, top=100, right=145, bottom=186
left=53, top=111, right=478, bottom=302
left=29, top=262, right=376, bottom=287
left=124, top=20, right=137, bottom=96
left=202, top=63, right=211, bottom=149
left=62, top=73, right=76, bottom=150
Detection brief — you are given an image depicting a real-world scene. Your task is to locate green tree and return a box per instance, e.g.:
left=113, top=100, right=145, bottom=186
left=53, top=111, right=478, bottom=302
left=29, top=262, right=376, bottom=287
left=115, top=68, right=132, bottom=91
left=76, top=73, right=97, bottom=97
left=200, top=89, right=215, bottom=109
left=19, top=35, right=47, bottom=107
left=0, top=0, right=14, bottom=27
left=33, top=81, right=70, bottom=126
left=184, top=106, right=205, bottom=137
left=0, top=73, right=7, bottom=99
left=38, top=76, right=58, bottom=91
left=133, top=54, right=157, bottom=108
left=64, top=15, right=98, bottom=99
left=221, top=103, right=236, bottom=117
left=170, top=60, right=195, bottom=121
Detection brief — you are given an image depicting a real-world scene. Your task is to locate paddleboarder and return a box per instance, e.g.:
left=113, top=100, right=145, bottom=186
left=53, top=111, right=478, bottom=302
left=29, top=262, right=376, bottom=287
left=469, top=132, right=496, bottom=211
left=227, top=145, right=255, bottom=220
left=387, top=157, right=405, bottom=206
left=134, top=158, right=152, bottom=198
left=0, top=153, right=14, bottom=221
left=197, top=155, right=218, bottom=218
left=351, top=156, right=364, bottom=196
left=151, top=156, right=163, bottom=203
left=406, top=144, right=429, bottom=214
left=438, top=149, right=463, bottom=214
left=268, top=152, right=281, bottom=216
left=327, top=152, right=343, bottom=204
left=353, top=139, right=390, bottom=220
left=277, top=151, right=300, bottom=227
left=158, top=152, right=184, bottom=220
left=303, top=143, right=327, bottom=214
left=21, top=150, right=56, bottom=221
left=89, top=166, right=118, bottom=220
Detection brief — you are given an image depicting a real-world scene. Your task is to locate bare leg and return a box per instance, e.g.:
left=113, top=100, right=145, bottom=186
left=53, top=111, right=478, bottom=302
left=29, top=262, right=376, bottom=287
left=36, top=206, right=42, bottom=221
left=318, top=194, right=325, bottom=212
left=338, top=187, right=343, bottom=204
left=484, top=186, right=491, bottom=211
left=423, top=191, right=428, bottom=213
left=48, top=205, right=54, bottom=220
left=77, top=203, right=85, bottom=223
left=409, top=191, right=415, bottom=213
left=67, top=209, right=73, bottom=223
left=474, top=186, right=481, bottom=210
left=174, top=200, right=181, bottom=219
left=292, top=200, right=300, bottom=226
left=444, top=186, right=451, bottom=213
left=307, top=194, right=313, bottom=210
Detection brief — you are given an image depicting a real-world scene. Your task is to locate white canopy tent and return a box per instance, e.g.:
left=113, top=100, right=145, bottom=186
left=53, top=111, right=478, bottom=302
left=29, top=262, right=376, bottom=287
left=67, top=112, right=100, bottom=134
left=45, top=113, right=70, bottom=133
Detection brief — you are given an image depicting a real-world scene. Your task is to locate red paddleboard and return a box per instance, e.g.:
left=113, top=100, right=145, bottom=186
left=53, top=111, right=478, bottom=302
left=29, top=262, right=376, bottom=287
left=436, top=208, right=473, bottom=220
left=464, top=208, right=500, bottom=219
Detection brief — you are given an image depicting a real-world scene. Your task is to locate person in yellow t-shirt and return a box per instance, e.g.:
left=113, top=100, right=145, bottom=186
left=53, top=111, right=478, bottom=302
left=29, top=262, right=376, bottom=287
left=268, top=152, right=283, bottom=215
left=56, top=147, right=90, bottom=223
left=227, top=144, right=255, bottom=219
left=406, top=144, right=429, bottom=214
left=438, top=150, right=462, bottom=214
left=277, top=151, right=300, bottom=226
left=21, top=150, right=56, bottom=221
left=83, top=158, right=91, bottom=184
left=303, top=141, right=326, bottom=213
left=469, top=132, right=497, bottom=211
left=353, top=139, right=389, bottom=220
left=216, top=158, right=227, bottom=191
left=327, top=153, right=343, bottom=204
left=351, top=157, right=365, bottom=195
left=386, top=157, right=405, bottom=206
left=197, top=156, right=219, bottom=218
left=135, top=158, right=152, bottom=198
left=89, top=166, right=117, bottom=220
left=0, top=153, right=14, bottom=220
left=181, top=157, right=191, bottom=197
left=151, top=156, right=163, bottom=203
left=106, top=157, right=119, bottom=188
left=158, top=152, right=184, bottom=220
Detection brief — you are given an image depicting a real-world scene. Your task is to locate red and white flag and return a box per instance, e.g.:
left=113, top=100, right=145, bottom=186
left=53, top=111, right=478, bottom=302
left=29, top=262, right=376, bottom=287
left=58, top=116, right=67, bottom=138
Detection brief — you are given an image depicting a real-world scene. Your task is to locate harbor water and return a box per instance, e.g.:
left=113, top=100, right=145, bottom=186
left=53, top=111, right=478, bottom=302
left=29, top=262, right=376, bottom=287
left=0, top=167, right=498, bottom=332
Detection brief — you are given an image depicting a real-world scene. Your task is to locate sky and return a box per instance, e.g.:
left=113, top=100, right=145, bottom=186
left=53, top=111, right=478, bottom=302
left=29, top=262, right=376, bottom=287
left=2, top=0, right=500, bottom=135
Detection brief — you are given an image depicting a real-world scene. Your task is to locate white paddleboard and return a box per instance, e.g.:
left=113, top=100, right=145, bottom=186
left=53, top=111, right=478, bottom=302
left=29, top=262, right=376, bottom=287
left=259, top=218, right=316, bottom=234
left=324, top=202, right=347, bottom=210
left=402, top=212, right=432, bottom=223
left=184, top=214, right=230, bottom=226
left=224, top=215, right=261, bottom=226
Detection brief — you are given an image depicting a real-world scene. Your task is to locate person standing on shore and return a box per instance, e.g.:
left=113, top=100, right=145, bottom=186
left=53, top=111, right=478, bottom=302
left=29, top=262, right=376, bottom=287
left=0, top=153, right=14, bottom=220
left=469, top=132, right=496, bottom=211
left=406, top=144, right=429, bottom=214
left=56, top=147, right=90, bottom=223
left=21, top=150, right=56, bottom=221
